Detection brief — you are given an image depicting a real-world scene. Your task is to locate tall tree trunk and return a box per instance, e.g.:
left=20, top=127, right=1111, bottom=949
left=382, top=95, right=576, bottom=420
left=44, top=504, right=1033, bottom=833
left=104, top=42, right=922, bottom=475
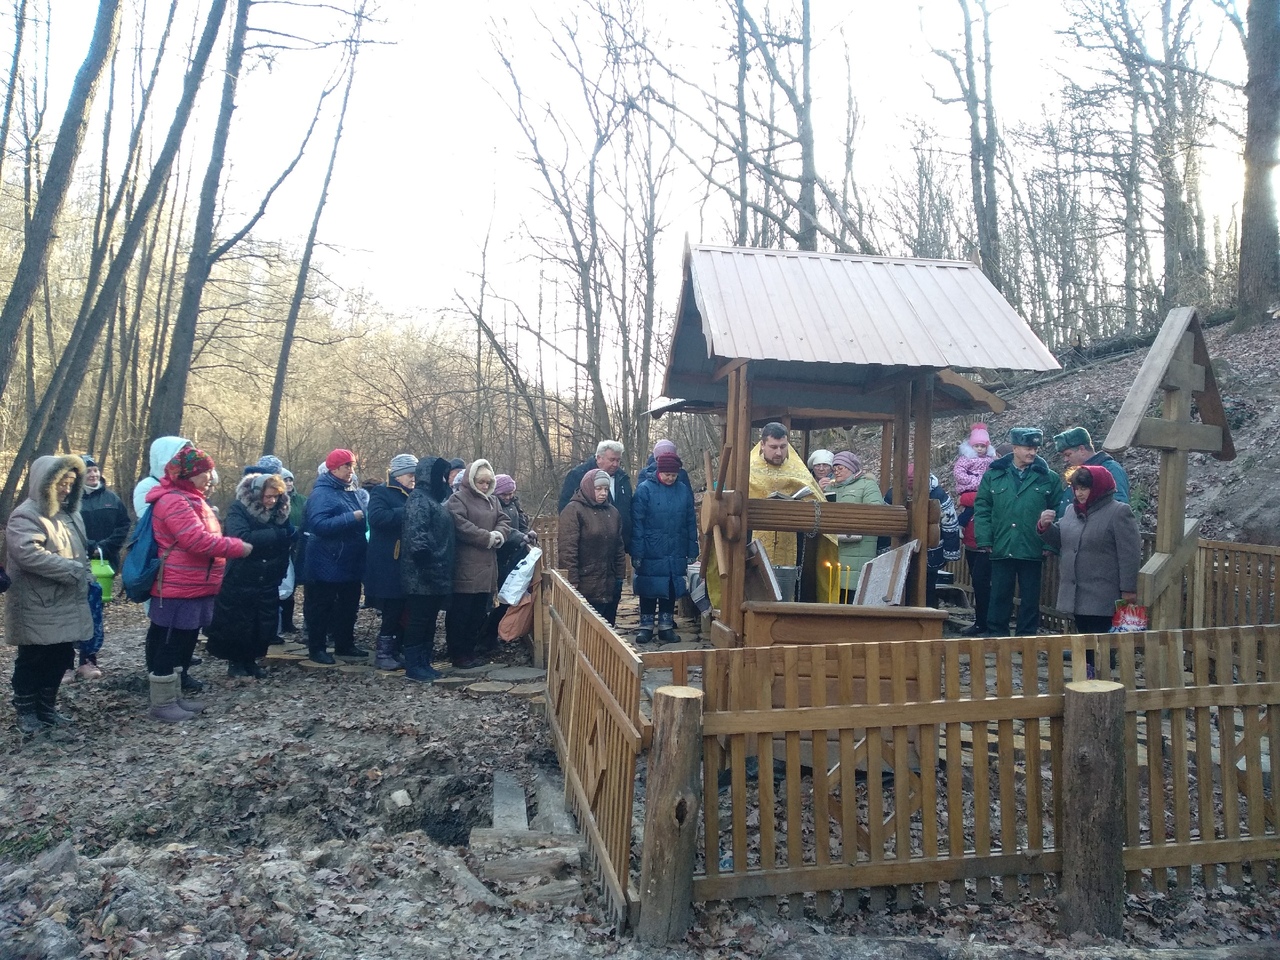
left=148, top=0, right=250, bottom=439
left=262, top=27, right=362, bottom=455
left=0, top=0, right=121, bottom=403
left=1235, top=0, right=1280, bottom=330
left=0, top=0, right=30, bottom=188
left=0, top=0, right=228, bottom=519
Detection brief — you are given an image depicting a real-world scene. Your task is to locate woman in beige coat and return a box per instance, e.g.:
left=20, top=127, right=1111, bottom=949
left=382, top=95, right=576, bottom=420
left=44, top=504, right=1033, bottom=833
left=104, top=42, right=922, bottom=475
left=445, top=459, right=513, bottom=668
left=6, top=454, right=94, bottom=733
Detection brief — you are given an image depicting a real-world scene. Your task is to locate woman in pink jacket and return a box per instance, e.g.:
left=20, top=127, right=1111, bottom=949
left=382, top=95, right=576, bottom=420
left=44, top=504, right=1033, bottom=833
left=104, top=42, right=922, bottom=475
left=144, top=446, right=251, bottom=722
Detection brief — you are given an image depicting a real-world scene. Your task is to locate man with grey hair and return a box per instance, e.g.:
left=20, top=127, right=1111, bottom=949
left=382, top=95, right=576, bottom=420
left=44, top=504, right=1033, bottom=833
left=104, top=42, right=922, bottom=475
left=559, top=440, right=634, bottom=550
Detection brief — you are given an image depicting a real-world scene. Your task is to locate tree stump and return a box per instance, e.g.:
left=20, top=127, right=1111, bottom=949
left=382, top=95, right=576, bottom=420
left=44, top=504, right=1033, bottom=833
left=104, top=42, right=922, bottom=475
left=1059, top=679, right=1126, bottom=938
left=637, top=686, right=703, bottom=945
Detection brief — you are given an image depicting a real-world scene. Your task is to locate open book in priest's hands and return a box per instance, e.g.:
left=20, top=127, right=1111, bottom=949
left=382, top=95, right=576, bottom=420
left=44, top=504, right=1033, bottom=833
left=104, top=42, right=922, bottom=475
left=766, top=485, right=813, bottom=500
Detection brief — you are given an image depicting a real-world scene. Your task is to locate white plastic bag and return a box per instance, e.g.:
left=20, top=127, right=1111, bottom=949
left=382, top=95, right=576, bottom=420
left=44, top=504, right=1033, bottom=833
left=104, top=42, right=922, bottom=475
left=497, top=546, right=543, bottom=605
left=278, top=558, right=296, bottom=600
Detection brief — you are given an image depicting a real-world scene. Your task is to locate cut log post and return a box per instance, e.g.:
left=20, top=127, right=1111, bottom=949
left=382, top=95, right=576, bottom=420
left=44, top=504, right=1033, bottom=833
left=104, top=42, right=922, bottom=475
left=1059, top=679, right=1126, bottom=938
left=637, top=685, right=703, bottom=945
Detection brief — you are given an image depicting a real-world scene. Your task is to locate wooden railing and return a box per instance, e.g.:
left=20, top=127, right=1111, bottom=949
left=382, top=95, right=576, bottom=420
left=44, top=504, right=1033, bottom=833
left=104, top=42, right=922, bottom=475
left=540, top=568, right=643, bottom=928
left=642, top=625, right=1280, bottom=910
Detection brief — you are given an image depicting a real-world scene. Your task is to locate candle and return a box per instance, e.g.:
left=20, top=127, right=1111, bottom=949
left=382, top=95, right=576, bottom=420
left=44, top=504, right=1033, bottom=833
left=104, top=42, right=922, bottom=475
left=826, top=561, right=834, bottom=603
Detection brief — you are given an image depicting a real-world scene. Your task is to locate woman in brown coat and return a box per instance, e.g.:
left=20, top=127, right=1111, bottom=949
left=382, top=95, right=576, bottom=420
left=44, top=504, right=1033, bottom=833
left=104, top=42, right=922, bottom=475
left=445, top=459, right=513, bottom=668
left=558, top=468, right=626, bottom=625
left=6, top=455, right=94, bottom=732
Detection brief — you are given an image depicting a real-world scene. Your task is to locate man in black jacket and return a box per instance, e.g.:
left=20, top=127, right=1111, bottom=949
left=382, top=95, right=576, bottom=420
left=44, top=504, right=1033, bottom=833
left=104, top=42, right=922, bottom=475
left=76, top=455, right=131, bottom=679
left=558, top=440, right=633, bottom=550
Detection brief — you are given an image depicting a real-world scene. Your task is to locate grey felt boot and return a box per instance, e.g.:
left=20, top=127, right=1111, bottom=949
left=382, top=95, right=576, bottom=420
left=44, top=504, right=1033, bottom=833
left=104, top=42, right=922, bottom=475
left=149, top=673, right=196, bottom=723
left=374, top=635, right=401, bottom=671
left=35, top=687, right=72, bottom=726
left=12, top=692, right=42, bottom=734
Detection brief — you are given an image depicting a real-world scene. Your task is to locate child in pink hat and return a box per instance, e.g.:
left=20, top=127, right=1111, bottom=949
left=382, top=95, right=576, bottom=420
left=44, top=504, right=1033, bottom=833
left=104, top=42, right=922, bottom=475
left=953, top=423, right=993, bottom=495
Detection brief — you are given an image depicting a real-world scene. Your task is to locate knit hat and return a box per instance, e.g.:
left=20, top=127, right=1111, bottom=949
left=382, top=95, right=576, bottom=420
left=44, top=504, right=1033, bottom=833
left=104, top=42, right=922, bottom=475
left=652, top=439, right=677, bottom=459
left=325, top=448, right=355, bottom=471
left=494, top=474, right=516, bottom=496
left=1009, top=427, right=1043, bottom=448
left=995, top=443, right=1013, bottom=458
left=257, top=454, right=284, bottom=474
left=243, top=464, right=267, bottom=476
left=1053, top=427, right=1092, bottom=453
left=580, top=468, right=612, bottom=499
left=389, top=453, right=418, bottom=479
left=807, top=449, right=835, bottom=469
left=656, top=452, right=682, bottom=474
left=832, top=451, right=861, bottom=475
left=968, top=423, right=991, bottom=447
left=281, top=468, right=294, bottom=482
left=165, top=445, right=215, bottom=482
left=448, top=458, right=466, bottom=472
left=81, top=453, right=98, bottom=468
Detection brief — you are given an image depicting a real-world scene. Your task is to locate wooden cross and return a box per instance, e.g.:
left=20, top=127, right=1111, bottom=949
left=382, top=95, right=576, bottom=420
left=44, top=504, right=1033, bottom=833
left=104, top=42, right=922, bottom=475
left=1103, top=307, right=1235, bottom=637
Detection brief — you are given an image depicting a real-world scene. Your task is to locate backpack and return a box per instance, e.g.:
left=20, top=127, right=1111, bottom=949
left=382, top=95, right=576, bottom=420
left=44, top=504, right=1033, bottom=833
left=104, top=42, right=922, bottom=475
left=121, top=502, right=174, bottom=602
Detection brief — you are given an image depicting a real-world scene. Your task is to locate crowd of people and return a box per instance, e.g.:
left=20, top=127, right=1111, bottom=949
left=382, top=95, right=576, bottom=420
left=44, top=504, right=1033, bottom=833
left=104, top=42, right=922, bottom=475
left=4, top=419, right=1141, bottom=732
left=3, top=440, right=536, bottom=731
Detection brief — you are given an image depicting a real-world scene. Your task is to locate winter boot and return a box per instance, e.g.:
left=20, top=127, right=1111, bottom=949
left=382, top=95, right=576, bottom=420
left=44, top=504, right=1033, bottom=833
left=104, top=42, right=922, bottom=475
left=403, top=645, right=441, bottom=683
left=149, top=673, right=196, bottom=723
left=228, top=661, right=254, bottom=678
left=308, top=643, right=336, bottom=665
left=635, top=613, right=655, bottom=645
left=334, top=641, right=369, bottom=662
left=35, top=687, right=72, bottom=726
left=176, top=693, right=207, bottom=714
left=12, top=692, right=42, bottom=734
left=180, top=669, right=204, bottom=694
left=656, top=611, right=678, bottom=645
left=374, top=635, right=401, bottom=671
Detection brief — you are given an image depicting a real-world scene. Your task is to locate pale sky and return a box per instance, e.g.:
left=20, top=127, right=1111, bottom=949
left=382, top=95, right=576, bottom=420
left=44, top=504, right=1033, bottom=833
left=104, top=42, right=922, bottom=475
left=15, top=0, right=1248, bottom=323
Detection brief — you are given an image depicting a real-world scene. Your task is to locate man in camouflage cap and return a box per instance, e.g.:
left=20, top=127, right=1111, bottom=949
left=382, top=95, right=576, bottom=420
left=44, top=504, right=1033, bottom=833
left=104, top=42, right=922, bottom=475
left=974, top=427, right=1064, bottom=636
left=1052, top=426, right=1130, bottom=513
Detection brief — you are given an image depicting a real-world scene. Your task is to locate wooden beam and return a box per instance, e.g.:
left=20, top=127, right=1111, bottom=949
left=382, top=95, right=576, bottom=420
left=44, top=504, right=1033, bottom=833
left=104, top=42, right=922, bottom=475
left=712, top=358, right=748, bottom=381
left=747, top=500, right=910, bottom=536
left=908, top=373, right=933, bottom=606
left=1189, top=313, right=1236, bottom=461
left=936, top=367, right=1007, bottom=414
left=1133, top=418, right=1223, bottom=454
left=1138, top=519, right=1202, bottom=607
left=1161, top=358, right=1206, bottom=393
left=1103, top=307, right=1197, bottom=453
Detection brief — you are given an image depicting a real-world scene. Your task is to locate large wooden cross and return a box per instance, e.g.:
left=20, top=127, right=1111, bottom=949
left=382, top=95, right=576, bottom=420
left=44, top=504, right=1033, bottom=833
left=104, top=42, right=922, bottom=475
left=1103, top=307, right=1235, bottom=633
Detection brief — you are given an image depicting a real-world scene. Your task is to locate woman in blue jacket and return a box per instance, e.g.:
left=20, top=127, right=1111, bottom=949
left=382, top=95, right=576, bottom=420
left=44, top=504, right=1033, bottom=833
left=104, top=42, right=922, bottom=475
left=302, top=449, right=368, bottom=665
left=630, top=451, right=698, bottom=644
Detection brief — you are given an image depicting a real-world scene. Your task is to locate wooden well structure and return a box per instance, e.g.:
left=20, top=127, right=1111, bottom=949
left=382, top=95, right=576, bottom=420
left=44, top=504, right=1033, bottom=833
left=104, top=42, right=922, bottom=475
left=658, top=244, right=1060, bottom=646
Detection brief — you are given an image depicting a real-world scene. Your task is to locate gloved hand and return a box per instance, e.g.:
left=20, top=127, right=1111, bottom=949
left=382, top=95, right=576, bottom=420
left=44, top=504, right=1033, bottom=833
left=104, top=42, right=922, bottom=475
left=487, top=530, right=505, bottom=549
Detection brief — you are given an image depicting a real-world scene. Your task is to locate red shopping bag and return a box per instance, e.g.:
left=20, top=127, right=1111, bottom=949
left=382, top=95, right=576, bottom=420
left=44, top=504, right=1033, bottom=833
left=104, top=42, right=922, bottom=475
left=1110, top=601, right=1149, bottom=633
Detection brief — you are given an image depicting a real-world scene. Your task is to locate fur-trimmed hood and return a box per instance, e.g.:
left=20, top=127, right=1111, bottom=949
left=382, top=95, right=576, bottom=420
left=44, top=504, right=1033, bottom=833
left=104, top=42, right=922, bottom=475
left=25, top=454, right=86, bottom=518
left=464, top=458, right=496, bottom=497
left=234, top=473, right=290, bottom=525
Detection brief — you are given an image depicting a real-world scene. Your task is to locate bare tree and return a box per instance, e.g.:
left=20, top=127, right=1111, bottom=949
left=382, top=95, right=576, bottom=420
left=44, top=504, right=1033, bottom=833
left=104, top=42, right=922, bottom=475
left=0, top=0, right=121, bottom=404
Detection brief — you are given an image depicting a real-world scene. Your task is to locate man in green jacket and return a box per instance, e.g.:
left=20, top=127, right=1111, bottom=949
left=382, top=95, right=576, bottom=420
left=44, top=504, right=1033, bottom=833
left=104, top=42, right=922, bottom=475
left=974, top=427, right=1064, bottom=636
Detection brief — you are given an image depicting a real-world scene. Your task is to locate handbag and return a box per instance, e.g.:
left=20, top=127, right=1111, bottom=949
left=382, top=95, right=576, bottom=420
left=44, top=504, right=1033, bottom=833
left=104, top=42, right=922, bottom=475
left=278, top=557, right=296, bottom=600
left=498, top=590, right=535, bottom=641
left=1110, top=600, right=1149, bottom=633
left=497, top=545, right=543, bottom=605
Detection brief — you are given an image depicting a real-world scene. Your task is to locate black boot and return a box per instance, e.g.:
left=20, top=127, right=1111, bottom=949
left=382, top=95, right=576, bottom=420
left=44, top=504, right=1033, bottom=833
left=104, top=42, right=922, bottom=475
left=35, top=687, right=72, bottom=726
left=403, top=645, right=441, bottom=683
left=334, top=642, right=369, bottom=662
left=12, top=692, right=42, bottom=734
left=180, top=670, right=204, bottom=693
left=309, top=645, right=336, bottom=665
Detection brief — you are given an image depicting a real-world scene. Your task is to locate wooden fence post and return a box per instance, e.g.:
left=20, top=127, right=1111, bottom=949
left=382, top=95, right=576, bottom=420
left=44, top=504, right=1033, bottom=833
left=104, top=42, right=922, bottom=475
left=637, top=685, right=703, bottom=945
left=1059, top=679, right=1126, bottom=938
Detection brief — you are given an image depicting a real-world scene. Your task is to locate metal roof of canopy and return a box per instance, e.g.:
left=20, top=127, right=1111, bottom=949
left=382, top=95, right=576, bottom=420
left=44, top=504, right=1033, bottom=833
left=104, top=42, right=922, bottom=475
left=659, top=243, right=1059, bottom=420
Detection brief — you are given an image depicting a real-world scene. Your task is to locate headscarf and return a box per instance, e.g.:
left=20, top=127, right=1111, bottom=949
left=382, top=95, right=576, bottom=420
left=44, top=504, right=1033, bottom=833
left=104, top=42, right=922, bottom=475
left=579, top=467, right=612, bottom=501
left=165, top=445, right=215, bottom=482
left=1072, top=464, right=1117, bottom=518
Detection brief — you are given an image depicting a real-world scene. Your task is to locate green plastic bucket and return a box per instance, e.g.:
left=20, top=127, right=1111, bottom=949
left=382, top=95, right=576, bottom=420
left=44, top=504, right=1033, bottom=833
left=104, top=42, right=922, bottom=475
left=91, top=555, right=115, bottom=602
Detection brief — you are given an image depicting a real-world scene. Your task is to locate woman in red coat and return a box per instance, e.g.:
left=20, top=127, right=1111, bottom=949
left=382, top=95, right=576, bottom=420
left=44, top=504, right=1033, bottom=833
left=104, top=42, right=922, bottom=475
left=144, top=446, right=251, bottom=722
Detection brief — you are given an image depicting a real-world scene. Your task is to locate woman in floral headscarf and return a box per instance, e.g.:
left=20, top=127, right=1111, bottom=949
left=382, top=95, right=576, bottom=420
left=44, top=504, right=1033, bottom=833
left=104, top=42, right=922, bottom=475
left=144, top=445, right=251, bottom=722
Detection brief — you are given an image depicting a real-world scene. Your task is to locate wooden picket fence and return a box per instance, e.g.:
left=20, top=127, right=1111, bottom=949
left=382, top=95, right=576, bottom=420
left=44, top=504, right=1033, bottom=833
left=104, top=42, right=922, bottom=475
left=645, top=624, right=1280, bottom=911
left=540, top=567, right=644, bottom=928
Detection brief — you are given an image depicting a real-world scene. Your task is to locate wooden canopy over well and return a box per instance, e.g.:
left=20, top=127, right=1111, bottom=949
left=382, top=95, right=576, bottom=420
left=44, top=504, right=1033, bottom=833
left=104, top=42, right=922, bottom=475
left=659, top=243, right=1059, bottom=644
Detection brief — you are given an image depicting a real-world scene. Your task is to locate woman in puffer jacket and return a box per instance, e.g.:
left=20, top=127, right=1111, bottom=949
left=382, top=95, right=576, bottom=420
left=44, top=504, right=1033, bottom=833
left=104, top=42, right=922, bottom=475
left=145, top=446, right=251, bottom=722
left=205, top=473, right=294, bottom=679
left=301, top=449, right=367, bottom=665
left=558, top=468, right=626, bottom=626
left=5, top=455, right=94, bottom=733
left=445, top=459, right=512, bottom=669
left=630, top=451, right=698, bottom=644
left=400, top=456, right=456, bottom=682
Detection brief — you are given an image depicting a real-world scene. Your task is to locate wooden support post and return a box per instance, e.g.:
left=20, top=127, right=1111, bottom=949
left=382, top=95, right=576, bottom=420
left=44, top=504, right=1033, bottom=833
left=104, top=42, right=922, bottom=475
left=908, top=373, right=934, bottom=607
left=1059, top=679, right=1126, bottom=939
left=637, top=686, right=704, bottom=945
